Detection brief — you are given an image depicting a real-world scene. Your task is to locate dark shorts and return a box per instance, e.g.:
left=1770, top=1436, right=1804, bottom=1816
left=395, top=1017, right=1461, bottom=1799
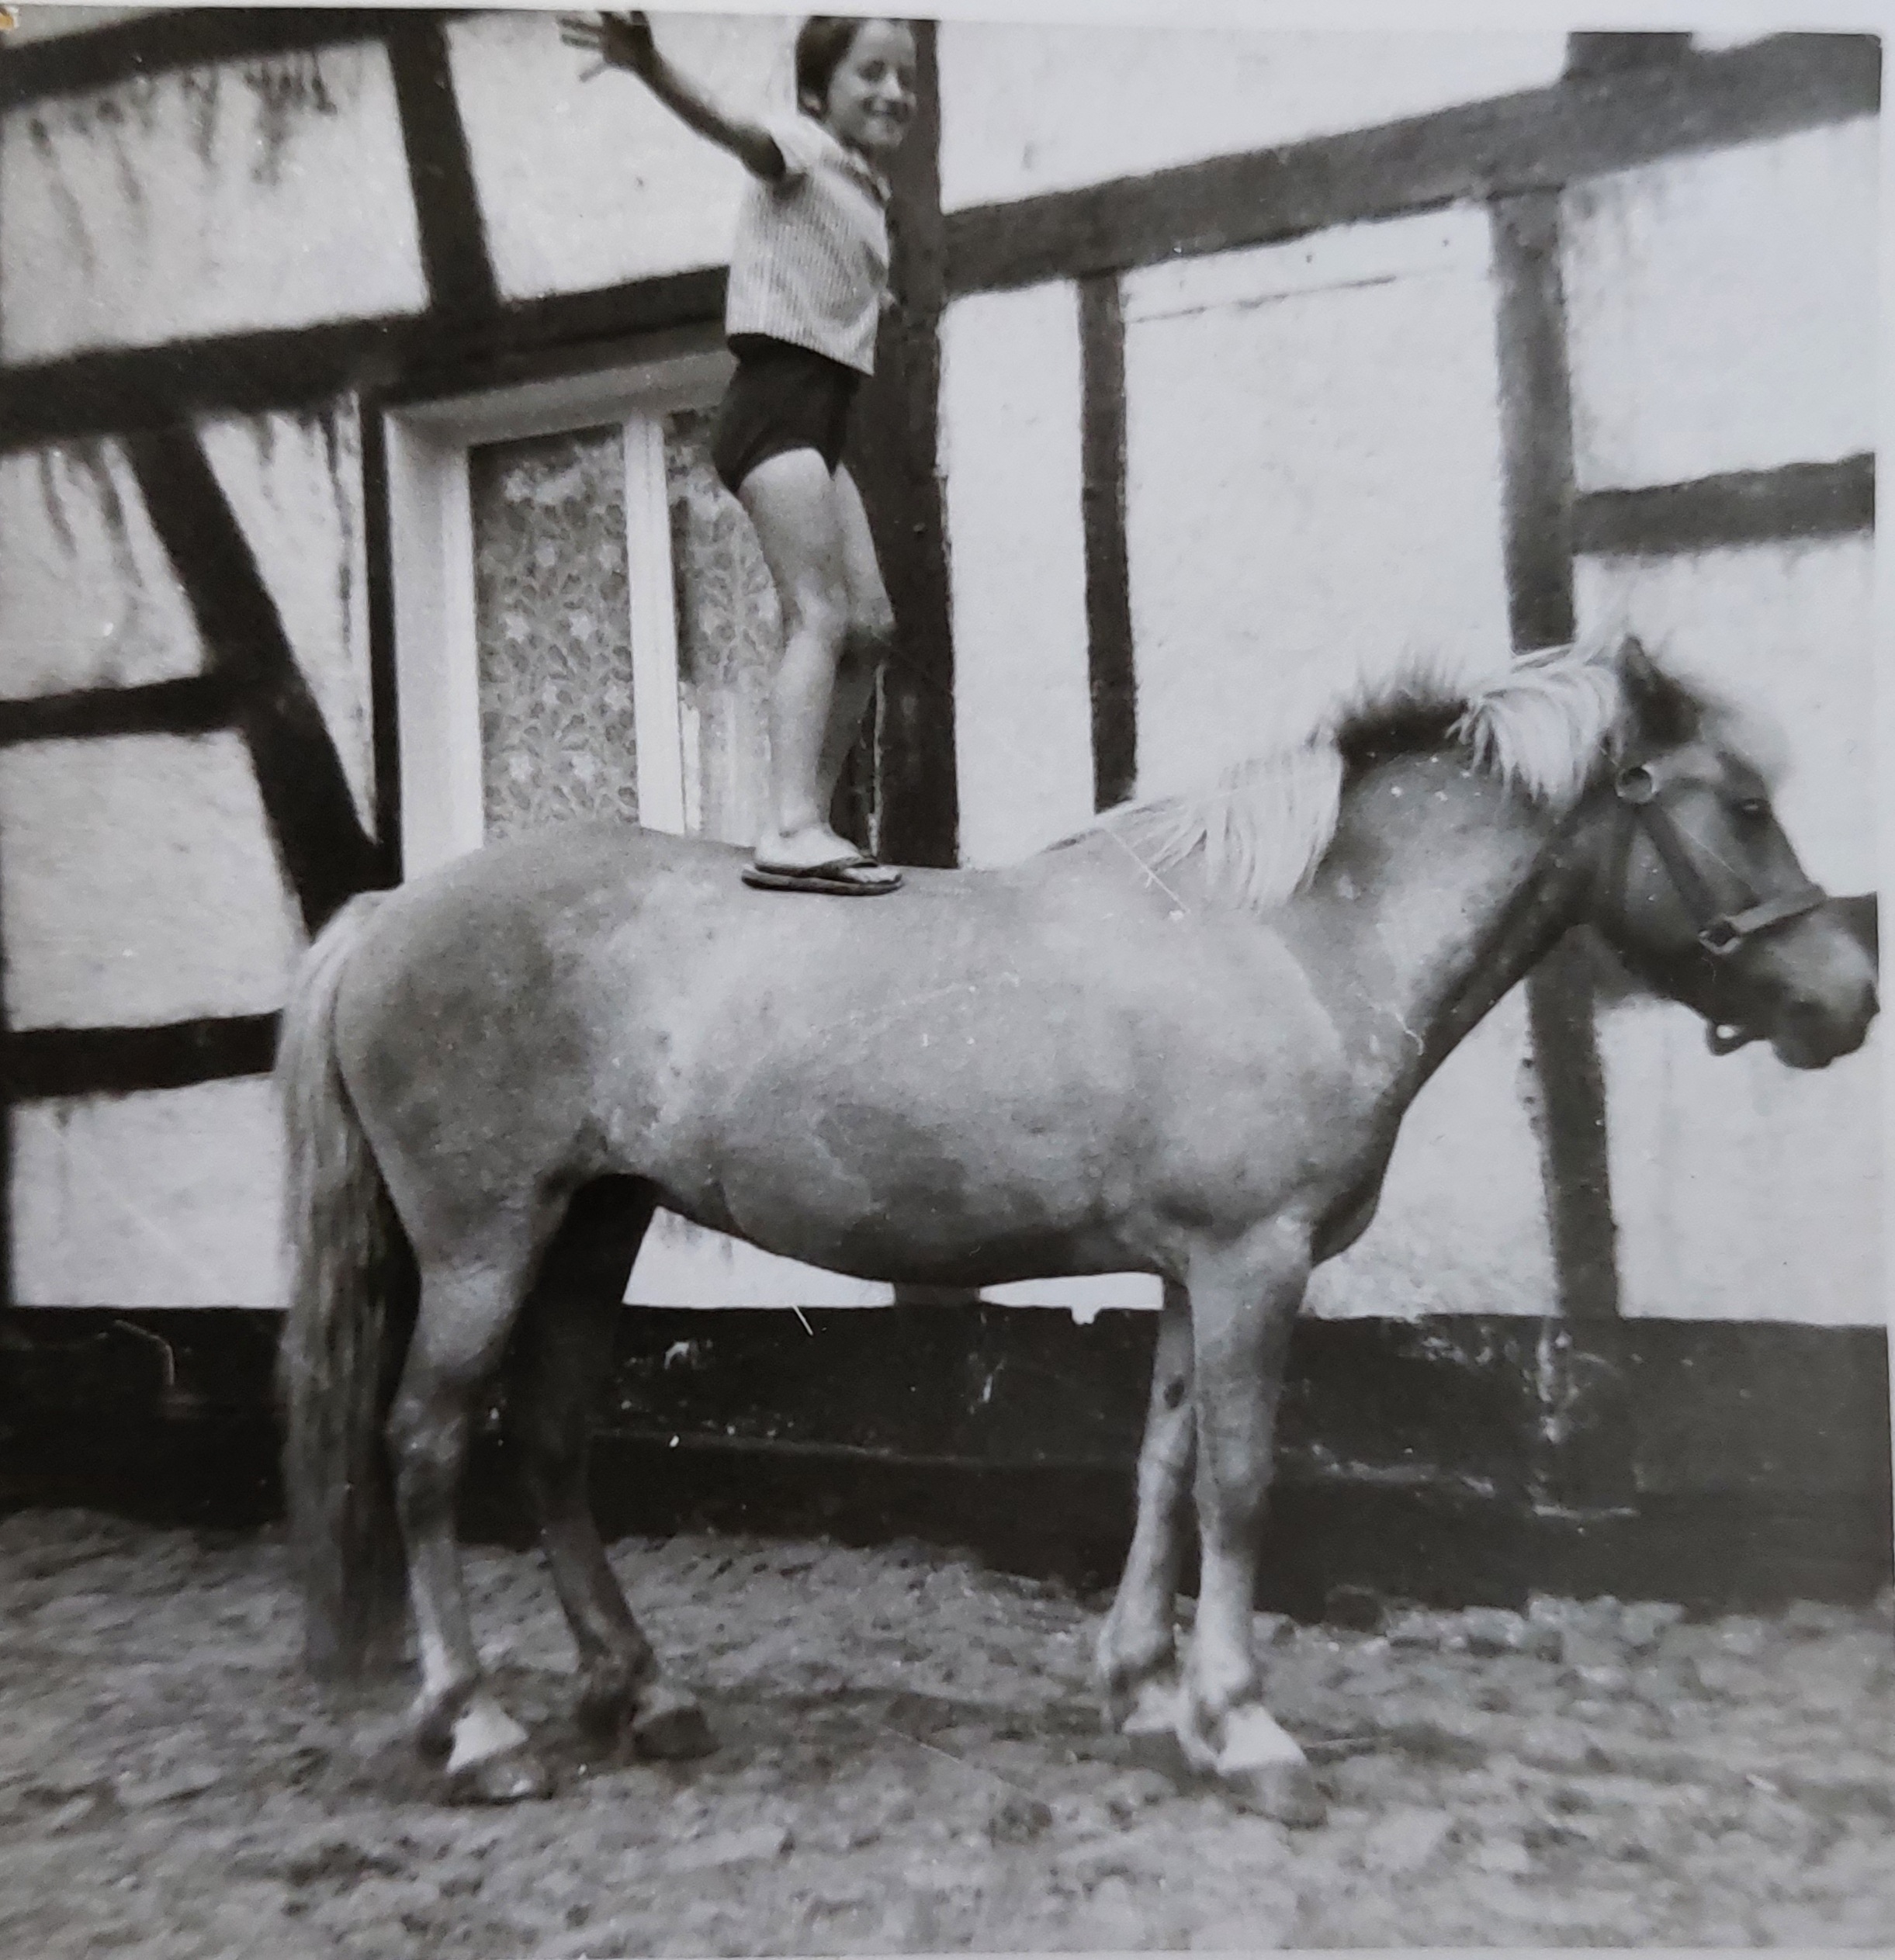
left=711, top=334, right=862, bottom=496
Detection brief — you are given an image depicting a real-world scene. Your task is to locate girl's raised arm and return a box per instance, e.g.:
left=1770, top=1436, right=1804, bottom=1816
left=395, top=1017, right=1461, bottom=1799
left=559, top=12, right=786, bottom=178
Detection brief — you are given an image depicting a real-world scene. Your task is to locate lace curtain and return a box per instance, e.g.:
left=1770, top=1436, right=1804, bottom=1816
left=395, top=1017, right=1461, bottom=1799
left=469, top=409, right=782, bottom=850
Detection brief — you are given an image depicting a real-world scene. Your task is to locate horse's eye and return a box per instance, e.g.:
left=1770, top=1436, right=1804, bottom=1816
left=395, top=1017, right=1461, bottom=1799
left=1733, top=797, right=1771, bottom=822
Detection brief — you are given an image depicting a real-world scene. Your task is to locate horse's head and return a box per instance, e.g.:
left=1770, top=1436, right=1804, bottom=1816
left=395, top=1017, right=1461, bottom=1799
left=1581, top=641, right=1876, bottom=1069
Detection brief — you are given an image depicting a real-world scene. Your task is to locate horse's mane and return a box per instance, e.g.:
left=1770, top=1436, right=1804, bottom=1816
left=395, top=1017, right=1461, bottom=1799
left=1095, top=633, right=1768, bottom=912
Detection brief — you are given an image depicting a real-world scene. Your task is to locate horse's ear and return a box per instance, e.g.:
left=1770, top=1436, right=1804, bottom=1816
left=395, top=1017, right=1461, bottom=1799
left=1617, top=635, right=1699, bottom=748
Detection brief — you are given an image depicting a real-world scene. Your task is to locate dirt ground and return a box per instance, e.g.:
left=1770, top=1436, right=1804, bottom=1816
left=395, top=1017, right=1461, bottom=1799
left=1, top=1508, right=1890, bottom=1957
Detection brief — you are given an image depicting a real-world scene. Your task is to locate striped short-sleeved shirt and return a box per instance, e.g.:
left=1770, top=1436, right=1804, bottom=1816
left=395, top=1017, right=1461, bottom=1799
left=724, top=113, right=892, bottom=377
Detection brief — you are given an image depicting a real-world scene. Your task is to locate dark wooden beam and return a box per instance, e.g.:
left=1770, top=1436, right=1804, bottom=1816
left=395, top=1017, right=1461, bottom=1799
left=8, top=1015, right=279, bottom=1101
left=0, top=8, right=452, bottom=111
left=357, top=403, right=404, bottom=888
left=1564, top=32, right=1694, bottom=81
left=1492, top=192, right=1576, bottom=653
left=123, top=428, right=382, bottom=933
left=850, top=19, right=958, bottom=867
left=0, top=673, right=237, bottom=748
left=386, top=12, right=500, bottom=322
left=388, top=269, right=727, bottom=402
left=1575, top=455, right=1874, bottom=557
left=0, top=272, right=730, bottom=459
left=1489, top=193, right=1623, bottom=1333
left=1077, top=274, right=1135, bottom=812
left=0, top=317, right=424, bottom=457
left=0, top=833, right=11, bottom=1306
left=1525, top=952, right=1623, bottom=1324
left=945, top=36, right=1879, bottom=295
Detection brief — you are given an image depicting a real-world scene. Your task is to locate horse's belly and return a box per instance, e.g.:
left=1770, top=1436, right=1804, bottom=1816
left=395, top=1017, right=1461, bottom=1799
left=666, top=1075, right=1135, bottom=1286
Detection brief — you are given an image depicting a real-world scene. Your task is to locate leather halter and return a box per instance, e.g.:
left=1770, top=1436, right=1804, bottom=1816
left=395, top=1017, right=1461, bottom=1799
left=1611, top=759, right=1826, bottom=959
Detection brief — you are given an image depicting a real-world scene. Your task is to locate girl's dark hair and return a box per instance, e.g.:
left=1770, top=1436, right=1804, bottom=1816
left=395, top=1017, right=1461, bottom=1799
left=795, top=16, right=902, bottom=114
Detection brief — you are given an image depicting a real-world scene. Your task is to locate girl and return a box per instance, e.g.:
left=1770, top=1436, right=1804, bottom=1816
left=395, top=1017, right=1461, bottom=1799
left=561, top=11, right=916, bottom=895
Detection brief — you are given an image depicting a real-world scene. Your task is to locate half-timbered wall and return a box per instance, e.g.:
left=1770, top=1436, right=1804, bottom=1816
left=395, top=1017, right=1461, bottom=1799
left=933, top=25, right=1881, bottom=1328
left=0, top=16, right=1879, bottom=1342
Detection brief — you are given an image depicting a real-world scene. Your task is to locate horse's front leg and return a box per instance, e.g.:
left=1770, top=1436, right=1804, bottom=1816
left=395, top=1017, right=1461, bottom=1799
left=1097, top=1280, right=1193, bottom=1745
left=1179, top=1220, right=1325, bottom=1827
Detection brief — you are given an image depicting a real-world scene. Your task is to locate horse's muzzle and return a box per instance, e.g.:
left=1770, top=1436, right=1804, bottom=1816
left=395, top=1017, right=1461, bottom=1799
left=1762, top=978, right=1879, bottom=1070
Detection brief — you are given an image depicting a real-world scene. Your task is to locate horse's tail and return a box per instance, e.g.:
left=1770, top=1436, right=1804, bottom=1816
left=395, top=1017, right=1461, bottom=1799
left=275, top=889, right=416, bottom=1681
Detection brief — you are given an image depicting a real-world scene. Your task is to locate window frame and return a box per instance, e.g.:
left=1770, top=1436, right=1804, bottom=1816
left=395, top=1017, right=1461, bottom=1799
left=381, top=336, right=733, bottom=878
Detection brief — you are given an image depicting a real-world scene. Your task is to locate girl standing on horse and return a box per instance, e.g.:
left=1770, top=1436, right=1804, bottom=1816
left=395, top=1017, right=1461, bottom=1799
left=561, top=11, right=916, bottom=895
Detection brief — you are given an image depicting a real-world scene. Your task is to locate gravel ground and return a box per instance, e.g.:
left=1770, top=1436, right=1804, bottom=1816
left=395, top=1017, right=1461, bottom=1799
left=1, top=1507, right=1890, bottom=1955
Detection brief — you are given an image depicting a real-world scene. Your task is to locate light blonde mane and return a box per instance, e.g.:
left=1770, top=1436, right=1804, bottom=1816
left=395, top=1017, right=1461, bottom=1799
left=1099, top=634, right=1641, bottom=912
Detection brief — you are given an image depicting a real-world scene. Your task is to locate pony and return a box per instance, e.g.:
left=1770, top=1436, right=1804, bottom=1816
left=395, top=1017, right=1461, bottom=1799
left=276, top=634, right=1875, bottom=1823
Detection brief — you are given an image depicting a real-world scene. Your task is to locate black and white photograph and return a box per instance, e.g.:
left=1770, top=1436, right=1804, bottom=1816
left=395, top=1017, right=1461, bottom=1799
left=0, top=2, right=1888, bottom=1951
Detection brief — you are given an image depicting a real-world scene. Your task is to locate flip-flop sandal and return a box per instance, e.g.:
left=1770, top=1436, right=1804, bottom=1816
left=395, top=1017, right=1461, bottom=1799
left=743, top=854, right=903, bottom=897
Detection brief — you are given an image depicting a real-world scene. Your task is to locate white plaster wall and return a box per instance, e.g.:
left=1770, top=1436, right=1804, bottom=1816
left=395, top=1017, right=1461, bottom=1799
left=1122, top=206, right=1514, bottom=796
left=1577, top=538, right=1879, bottom=1326
left=1117, top=206, right=1547, bottom=1318
left=937, top=25, right=1568, bottom=212
left=0, top=43, right=428, bottom=364
left=0, top=732, right=304, bottom=1030
left=10, top=1079, right=286, bottom=1307
left=0, top=9, right=158, bottom=43
left=448, top=11, right=794, bottom=303
left=629, top=1211, right=891, bottom=1310
left=0, top=439, right=204, bottom=697
left=202, top=403, right=376, bottom=836
left=941, top=282, right=1096, bottom=868
left=1689, top=30, right=1782, bottom=52
left=1562, top=119, right=1878, bottom=490
left=1308, top=989, right=1557, bottom=1318
left=1599, top=999, right=1881, bottom=1325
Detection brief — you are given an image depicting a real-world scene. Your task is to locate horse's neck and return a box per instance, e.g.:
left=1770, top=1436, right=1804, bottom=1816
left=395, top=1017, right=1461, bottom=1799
left=1314, top=750, right=1582, bottom=1093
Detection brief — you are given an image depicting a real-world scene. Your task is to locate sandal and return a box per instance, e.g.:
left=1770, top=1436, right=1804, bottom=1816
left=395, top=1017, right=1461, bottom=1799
left=742, top=854, right=903, bottom=896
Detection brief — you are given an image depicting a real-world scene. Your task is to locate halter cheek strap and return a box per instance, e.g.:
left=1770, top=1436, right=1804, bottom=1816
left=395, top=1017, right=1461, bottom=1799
left=1613, top=761, right=1826, bottom=960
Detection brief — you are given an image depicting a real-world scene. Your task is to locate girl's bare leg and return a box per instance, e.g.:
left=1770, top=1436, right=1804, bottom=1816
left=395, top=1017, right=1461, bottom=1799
left=740, top=450, right=884, bottom=871
left=820, top=466, right=897, bottom=815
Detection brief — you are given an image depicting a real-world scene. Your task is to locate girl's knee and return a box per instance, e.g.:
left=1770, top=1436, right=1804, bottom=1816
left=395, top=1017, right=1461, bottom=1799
left=779, top=587, right=851, bottom=648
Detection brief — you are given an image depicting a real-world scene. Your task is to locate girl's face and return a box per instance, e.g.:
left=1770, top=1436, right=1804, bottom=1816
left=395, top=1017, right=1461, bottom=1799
left=814, top=20, right=916, bottom=160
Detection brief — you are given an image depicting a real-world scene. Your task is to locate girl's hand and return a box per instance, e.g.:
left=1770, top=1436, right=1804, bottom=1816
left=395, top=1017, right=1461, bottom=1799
left=558, top=11, right=659, bottom=81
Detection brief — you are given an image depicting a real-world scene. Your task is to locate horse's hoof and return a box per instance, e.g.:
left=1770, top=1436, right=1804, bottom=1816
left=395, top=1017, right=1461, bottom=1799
left=1197, top=1702, right=1327, bottom=1826
left=1114, top=1675, right=1189, bottom=1782
left=449, top=1747, right=553, bottom=1806
left=631, top=1683, right=715, bottom=1761
left=411, top=1695, right=471, bottom=1761
left=1221, top=1757, right=1328, bottom=1828
left=574, top=1677, right=638, bottom=1738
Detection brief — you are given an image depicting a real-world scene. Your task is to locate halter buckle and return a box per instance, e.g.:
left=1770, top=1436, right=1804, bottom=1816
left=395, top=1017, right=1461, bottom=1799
left=1614, top=764, right=1660, bottom=806
left=1696, top=881, right=1828, bottom=958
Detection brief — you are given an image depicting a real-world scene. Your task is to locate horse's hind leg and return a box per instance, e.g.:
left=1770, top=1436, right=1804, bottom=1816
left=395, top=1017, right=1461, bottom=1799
left=388, top=1228, right=549, bottom=1800
left=508, top=1178, right=712, bottom=1762
left=1098, top=1280, right=1194, bottom=1744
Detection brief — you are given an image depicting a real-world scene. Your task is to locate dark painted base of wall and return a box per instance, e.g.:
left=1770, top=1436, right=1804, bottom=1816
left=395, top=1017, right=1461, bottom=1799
left=2, top=1307, right=1887, bottom=1613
